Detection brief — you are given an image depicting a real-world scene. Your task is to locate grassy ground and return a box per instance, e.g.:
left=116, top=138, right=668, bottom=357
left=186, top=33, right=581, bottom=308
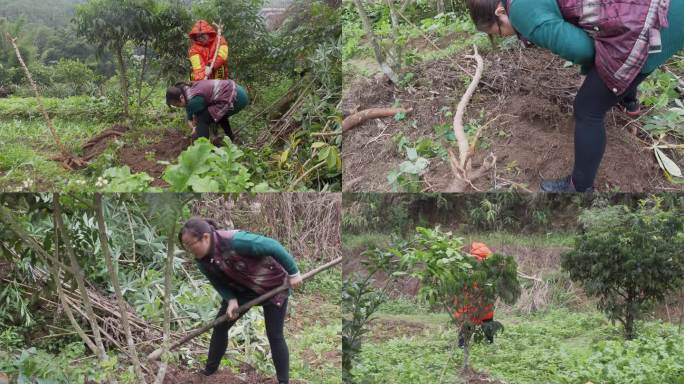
left=353, top=302, right=684, bottom=384
left=0, top=113, right=109, bottom=190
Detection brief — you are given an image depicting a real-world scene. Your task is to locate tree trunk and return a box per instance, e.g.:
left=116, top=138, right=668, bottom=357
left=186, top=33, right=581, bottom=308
left=462, top=338, right=470, bottom=371
left=435, top=0, right=445, bottom=14
left=115, top=45, right=129, bottom=118
left=95, top=194, right=147, bottom=384
left=624, top=308, right=635, bottom=340
left=136, top=40, right=149, bottom=107
left=353, top=0, right=399, bottom=84
left=152, top=218, right=178, bottom=384
left=385, top=0, right=402, bottom=74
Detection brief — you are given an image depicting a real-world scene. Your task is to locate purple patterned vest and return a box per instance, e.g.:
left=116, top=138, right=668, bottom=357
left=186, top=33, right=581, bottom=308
left=508, top=0, right=670, bottom=95
left=186, top=80, right=237, bottom=122
left=209, top=230, right=289, bottom=307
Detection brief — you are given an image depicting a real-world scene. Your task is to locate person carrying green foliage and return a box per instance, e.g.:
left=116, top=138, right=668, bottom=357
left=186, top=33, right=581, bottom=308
left=166, top=80, right=250, bottom=143
left=179, top=217, right=302, bottom=384
left=465, top=0, right=684, bottom=192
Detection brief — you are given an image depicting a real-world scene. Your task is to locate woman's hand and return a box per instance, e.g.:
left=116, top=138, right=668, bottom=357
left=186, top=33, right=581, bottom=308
left=288, top=273, right=303, bottom=289
left=186, top=120, right=197, bottom=136
left=227, top=299, right=239, bottom=320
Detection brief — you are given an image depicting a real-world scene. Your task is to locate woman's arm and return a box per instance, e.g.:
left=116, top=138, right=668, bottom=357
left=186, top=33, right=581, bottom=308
left=231, top=232, right=300, bottom=276
left=185, top=96, right=207, bottom=121
left=509, top=0, right=594, bottom=66
left=196, top=262, right=237, bottom=301
left=527, top=19, right=595, bottom=65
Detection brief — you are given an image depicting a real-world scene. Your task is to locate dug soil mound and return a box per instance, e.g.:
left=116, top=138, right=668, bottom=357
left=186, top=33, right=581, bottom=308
left=81, top=124, right=129, bottom=161
left=162, top=364, right=306, bottom=384
left=117, top=128, right=191, bottom=186
left=342, top=46, right=683, bottom=192
left=76, top=125, right=190, bottom=186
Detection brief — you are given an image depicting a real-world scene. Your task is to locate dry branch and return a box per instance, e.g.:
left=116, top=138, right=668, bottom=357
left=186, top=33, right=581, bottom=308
left=147, top=257, right=342, bottom=361
left=4, top=32, right=83, bottom=170
left=446, top=45, right=496, bottom=192
left=342, top=107, right=412, bottom=132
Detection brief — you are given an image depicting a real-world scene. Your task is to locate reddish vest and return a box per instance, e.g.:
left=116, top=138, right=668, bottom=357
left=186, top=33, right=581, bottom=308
left=209, top=230, right=288, bottom=307
left=509, top=0, right=670, bottom=95
left=186, top=80, right=237, bottom=122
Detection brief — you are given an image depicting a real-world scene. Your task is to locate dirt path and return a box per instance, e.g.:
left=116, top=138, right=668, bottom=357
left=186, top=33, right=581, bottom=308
left=342, top=46, right=683, bottom=192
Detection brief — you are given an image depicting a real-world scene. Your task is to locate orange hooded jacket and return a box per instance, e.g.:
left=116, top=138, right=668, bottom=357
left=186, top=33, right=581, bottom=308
left=453, top=242, right=494, bottom=324
left=188, top=20, right=229, bottom=81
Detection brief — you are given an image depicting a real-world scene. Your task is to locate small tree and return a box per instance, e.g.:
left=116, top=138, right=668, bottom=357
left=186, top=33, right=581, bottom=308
left=342, top=245, right=403, bottom=383
left=401, top=227, right=520, bottom=372
left=562, top=197, right=684, bottom=340
left=74, top=0, right=158, bottom=117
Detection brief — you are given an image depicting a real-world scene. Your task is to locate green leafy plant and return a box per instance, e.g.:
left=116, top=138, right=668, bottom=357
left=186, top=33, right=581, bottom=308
left=561, top=196, right=684, bottom=339
left=387, top=147, right=429, bottom=192
left=162, top=138, right=254, bottom=192
left=643, top=98, right=684, bottom=140
left=100, top=166, right=156, bottom=192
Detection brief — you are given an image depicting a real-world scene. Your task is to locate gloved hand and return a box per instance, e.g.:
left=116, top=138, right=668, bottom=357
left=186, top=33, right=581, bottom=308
left=204, top=66, right=213, bottom=78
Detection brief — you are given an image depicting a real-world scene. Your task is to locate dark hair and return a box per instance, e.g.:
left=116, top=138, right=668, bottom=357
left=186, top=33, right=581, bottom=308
left=465, top=0, right=503, bottom=32
left=166, top=82, right=190, bottom=106
left=178, top=217, right=219, bottom=243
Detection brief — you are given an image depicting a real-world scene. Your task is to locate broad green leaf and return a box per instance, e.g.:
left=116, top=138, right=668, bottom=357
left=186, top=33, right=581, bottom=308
left=654, top=147, right=682, bottom=178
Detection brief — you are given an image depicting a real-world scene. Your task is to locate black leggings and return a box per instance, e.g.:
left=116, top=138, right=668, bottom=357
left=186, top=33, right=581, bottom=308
left=195, top=108, right=234, bottom=140
left=206, top=297, right=289, bottom=383
left=571, top=67, right=649, bottom=191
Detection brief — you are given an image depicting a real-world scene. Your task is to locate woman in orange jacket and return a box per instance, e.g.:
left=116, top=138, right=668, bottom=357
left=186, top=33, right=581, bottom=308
left=188, top=20, right=229, bottom=81
left=455, top=242, right=496, bottom=347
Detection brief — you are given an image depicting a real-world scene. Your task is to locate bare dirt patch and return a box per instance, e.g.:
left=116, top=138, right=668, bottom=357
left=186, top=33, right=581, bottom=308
left=342, top=46, right=683, bottom=192
left=161, top=364, right=305, bottom=384
left=117, top=128, right=191, bottom=186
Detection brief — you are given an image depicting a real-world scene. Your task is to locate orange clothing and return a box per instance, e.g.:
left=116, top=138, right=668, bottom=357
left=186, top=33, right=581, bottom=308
left=188, top=20, right=229, bottom=81
left=453, top=242, right=494, bottom=324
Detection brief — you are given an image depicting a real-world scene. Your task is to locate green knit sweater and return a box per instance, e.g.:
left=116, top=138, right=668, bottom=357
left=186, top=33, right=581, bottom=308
left=508, top=0, right=684, bottom=74
left=196, top=231, right=299, bottom=302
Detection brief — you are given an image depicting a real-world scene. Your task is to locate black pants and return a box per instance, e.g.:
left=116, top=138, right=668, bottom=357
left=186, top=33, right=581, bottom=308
left=571, top=67, right=649, bottom=191
left=195, top=108, right=234, bottom=140
left=206, top=297, right=289, bottom=383
left=458, top=319, right=494, bottom=347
